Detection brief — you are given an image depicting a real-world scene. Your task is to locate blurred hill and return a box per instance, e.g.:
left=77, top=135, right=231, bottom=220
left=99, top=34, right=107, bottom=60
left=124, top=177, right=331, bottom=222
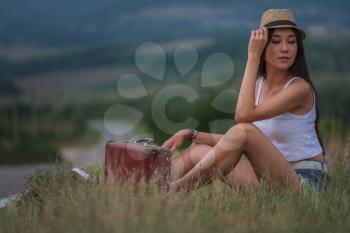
left=0, top=0, right=349, bottom=87
left=0, top=0, right=349, bottom=46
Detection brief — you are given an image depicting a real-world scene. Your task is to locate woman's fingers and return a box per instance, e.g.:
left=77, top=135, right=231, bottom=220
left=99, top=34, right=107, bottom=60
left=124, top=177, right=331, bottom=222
left=251, top=30, right=255, bottom=39
left=254, top=29, right=259, bottom=38
left=161, top=139, right=173, bottom=149
left=248, top=27, right=268, bottom=59
left=252, top=28, right=263, bottom=40
left=169, top=140, right=181, bottom=152
left=257, top=28, right=262, bottom=39
left=255, top=27, right=268, bottom=41
left=250, top=29, right=262, bottom=42
left=261, top=27, right=267, bottom=42
left=258, top=28, right=265, bottom=39
left=170, top=145, right=177, bottom=152
left=162, top=137, right=182, bottom=152
left=253, top=27, right=267, bottom=40
left=263, top=27, right=268, bottom=40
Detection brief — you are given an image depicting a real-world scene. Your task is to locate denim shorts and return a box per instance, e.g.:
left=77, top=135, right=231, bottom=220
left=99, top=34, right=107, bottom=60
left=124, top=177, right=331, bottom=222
left=295, top=168, right=328, bottom=192
left=290, top=160, right=328, bottom=192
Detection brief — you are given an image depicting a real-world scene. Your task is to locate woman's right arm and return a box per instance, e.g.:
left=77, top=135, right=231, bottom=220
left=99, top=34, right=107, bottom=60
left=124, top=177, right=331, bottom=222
left=161, top=129, right=223, bottom=151
left=194, top=131, right=223, bottom=146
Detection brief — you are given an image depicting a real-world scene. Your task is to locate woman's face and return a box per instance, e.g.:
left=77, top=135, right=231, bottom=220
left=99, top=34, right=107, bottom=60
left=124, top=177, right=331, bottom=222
left=264, top=28, right=298, bottom=71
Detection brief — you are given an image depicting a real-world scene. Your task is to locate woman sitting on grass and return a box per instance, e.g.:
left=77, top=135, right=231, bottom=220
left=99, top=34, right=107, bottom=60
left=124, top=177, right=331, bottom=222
left=162, top=9, right=328, bottom=192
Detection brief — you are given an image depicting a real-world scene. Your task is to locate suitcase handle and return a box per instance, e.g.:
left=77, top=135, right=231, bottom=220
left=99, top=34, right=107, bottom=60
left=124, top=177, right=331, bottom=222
left=132, top=138, right=155, bottom=145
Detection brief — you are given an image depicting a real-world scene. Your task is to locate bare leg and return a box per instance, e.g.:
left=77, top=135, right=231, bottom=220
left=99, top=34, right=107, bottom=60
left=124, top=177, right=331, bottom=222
left=223, top=159, right=260, bottom=191
left=171, top=143, right=212, bottom=181
left=170, top=123, right=300, bottom=192
left=171, top=143, right=260, bottom=191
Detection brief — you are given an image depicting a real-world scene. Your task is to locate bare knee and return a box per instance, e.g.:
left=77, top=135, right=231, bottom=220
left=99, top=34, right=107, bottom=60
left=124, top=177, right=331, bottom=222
left=170, top=143, right=212, bottom=180
left=187, top=144, right=213, bottom=164
left=173, top=143, right=212, bottom=166
left=223, top=123, right=256, bottom=151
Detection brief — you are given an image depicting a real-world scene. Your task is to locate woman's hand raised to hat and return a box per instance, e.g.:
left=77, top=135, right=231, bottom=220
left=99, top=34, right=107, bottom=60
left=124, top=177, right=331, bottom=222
left=248, top=27, right=268, bottom=60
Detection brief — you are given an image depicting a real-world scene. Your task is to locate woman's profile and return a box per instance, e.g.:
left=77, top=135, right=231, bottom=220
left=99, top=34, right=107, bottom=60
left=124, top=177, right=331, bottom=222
left=161, top=9, right=328, bottom=192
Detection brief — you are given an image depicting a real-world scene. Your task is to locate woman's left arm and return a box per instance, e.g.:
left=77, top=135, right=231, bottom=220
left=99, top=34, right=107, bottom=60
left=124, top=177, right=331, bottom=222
left=235, top=27, right=268, bottom=122
left=235, top=56, right=261, bottom=122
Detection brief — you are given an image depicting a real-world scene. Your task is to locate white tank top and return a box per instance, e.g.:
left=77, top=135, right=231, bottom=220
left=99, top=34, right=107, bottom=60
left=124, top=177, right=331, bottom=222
left=252, top=76, right=323, bottom=162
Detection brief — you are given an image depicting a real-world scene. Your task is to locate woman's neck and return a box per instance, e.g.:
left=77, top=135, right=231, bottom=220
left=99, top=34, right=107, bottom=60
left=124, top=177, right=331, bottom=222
left=265, top=68, right=291, bottom=90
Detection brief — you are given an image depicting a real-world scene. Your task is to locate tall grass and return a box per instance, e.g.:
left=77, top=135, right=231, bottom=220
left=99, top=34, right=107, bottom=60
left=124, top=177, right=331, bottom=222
left=0, top=136, right=350, bottom=233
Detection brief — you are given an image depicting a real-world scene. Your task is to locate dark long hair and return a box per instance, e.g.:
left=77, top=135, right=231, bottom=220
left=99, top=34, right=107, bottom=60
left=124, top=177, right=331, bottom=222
left=257, top=28, right=325, bottom=156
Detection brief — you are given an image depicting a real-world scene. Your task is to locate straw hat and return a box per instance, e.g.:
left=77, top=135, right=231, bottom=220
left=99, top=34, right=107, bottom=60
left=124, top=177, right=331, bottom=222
left=260, top=9, right=306, bottom=40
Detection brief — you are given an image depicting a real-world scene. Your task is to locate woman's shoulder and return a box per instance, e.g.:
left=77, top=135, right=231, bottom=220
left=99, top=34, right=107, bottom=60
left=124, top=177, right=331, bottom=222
left=285, top=77, right=312, bottom=90
left=284, top=78, right=313, bottom=105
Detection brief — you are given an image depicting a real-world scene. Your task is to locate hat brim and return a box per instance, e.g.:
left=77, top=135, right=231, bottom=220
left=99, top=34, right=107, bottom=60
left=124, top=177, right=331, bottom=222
left=265, top=25, right=306, bottom=40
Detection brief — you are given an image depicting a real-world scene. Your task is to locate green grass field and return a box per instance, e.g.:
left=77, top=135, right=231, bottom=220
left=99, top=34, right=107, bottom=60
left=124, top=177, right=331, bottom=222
left=0, top=136, right=349, bottom=233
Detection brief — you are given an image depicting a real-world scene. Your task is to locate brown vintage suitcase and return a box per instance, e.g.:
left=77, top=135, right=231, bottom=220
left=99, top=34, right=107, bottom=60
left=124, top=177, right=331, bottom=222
left=104, top=138, right=172, bottom=185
